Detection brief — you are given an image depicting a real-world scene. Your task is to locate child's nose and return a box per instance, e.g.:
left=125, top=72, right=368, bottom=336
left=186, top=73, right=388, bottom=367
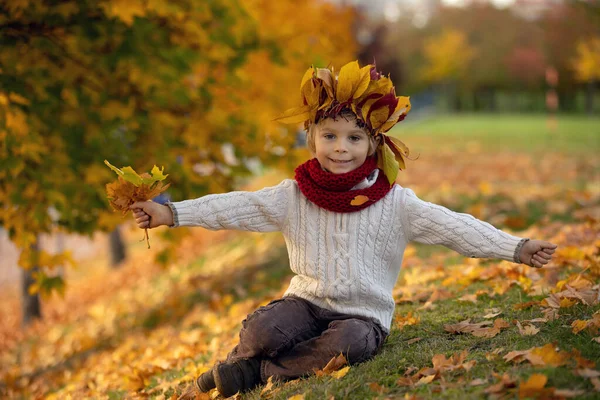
left=334, top=140, right=348, bottom=152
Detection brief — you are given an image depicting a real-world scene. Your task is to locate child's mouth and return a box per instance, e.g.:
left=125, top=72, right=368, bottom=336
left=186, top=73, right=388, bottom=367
left=329, top=159, right=352, bottom=164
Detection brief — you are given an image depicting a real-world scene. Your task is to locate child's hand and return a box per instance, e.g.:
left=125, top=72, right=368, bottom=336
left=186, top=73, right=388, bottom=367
left=519, top=240, right=557, bottom=268
left=130, top=201, right=174, bottom=229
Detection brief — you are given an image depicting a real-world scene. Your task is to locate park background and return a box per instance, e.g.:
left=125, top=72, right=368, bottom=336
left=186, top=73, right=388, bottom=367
left=1, top=0, right=599, bottom=399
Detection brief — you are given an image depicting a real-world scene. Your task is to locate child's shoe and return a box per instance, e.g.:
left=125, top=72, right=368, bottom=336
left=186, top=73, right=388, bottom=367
left=176, top=368, right=215, bottom=400
left=196, top=368, right=216, bottom=392
left=213, top=358, right=261, bottom=398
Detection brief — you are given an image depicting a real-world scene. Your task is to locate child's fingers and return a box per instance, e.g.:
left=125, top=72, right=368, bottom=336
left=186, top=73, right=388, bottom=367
left=536, top=251, right=552, bottom=261
left=531, top=255, right=548, bottom=268
left=541, top=242, right=557, bottom=250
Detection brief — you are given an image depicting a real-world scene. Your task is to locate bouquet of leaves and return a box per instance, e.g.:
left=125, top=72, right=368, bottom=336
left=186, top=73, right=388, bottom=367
left=104, top=160, right=170, bottom=248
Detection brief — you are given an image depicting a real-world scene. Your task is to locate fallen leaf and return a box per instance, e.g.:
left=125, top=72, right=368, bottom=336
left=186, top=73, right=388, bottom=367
left=483, top=311, right=502, bottom=319
left=484, top=373, right=516, bottom=394
left=457, top=293, right=479, bottom=303
left=330, top=366, right=350, bottom=379
left=395, top=312, right=420, bottom=330
left=368, top=382, right=388, bottom=393
left=406, top=337, right=422, bottom=345
left=287, top=394, right=305, bottom=400
left=469, top=378, right=487, bottom=386
left=416, top=374, right=435, bottom=386
left=516, top=320, right=540, bottom=336
left=260, top=376, right=276, bottom=397
left=513, top=301, right=538, bottom=310
left=572, top=320, right=589, bottom=334
left=396, top=377, right=414, bottom=387
left=576, top=368, right=600, bottom=378
left=315, top=353, right=347, bottom=376
left=518, top=374, right=551, bottom=399
left=553, top=389, right=586, bottom=397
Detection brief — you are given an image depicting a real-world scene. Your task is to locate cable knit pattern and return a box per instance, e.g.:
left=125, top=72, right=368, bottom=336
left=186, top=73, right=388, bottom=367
left=169, top=181, right=525, bottom=332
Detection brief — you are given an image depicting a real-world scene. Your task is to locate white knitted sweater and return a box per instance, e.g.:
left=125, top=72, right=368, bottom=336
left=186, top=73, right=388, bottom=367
left=169, top=179, right=524, bottom=331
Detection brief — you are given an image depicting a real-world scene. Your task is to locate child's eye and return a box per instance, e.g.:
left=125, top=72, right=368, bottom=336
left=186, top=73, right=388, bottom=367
left=323, top=133, right=335, bottom=140
left=349, top=136, right=362, bottom=142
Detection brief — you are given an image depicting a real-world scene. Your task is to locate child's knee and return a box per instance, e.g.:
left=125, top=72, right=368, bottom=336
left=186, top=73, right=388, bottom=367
left=328, top=319, right=380, bottom=363
left=240, top=301, right=294, bottom=357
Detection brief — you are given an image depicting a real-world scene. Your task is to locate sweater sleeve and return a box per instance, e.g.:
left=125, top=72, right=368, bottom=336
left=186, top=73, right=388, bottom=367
left=167, top=179, right=294, bottom=232
left=401, top=188, right=525, bottom=263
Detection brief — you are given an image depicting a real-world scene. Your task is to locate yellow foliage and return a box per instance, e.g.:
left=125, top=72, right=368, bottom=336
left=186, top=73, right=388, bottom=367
left=572, top=37, right=600, bottom=82
left=420, top=29, right=476, bottom=83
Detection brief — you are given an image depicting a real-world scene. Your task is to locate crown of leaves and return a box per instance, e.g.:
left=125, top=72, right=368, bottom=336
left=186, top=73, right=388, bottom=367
left=275, top=60, right=412, bottom=184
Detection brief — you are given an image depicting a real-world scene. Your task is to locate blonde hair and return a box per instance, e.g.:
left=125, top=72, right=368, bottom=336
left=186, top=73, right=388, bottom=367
left=306, top=113, right=379, bottom=156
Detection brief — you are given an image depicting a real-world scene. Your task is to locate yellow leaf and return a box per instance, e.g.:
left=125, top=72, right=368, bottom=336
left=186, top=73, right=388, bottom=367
left=350, top=195, right=370, bottom=206
left=287, top=394, right=305, bottom=400
left=273, top=105, right=311, bottom=124
left=330, top=366, right=350, bottom=379
left=336, top=61, right=360, bottom=103
left=377, top=143, right=399, bottom=185
left=572, top=320, right=589, bottom=334
left=416, top=374, right=435, bottom=386
left=518, top=374, right=549, bottom=399
left=315, top=354, right=347, bottom=377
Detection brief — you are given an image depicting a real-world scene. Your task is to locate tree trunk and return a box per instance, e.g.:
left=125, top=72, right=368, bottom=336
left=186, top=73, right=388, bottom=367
left=585, top=81, right=595, bottom=115
left=109, top=226, right=127, bottom=268
left=22, top=237, right=41, bottom=327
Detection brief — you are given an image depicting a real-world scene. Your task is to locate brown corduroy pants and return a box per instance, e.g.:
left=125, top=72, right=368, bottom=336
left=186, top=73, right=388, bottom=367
left=225, top=295, right=387, bottom=383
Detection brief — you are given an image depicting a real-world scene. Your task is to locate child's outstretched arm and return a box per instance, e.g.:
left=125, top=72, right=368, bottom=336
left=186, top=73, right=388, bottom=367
left=401, top=189, right=557, bottom=267
left=517, top=240, right=557, bottom=268
left=130, top=201, right=174, bottom=229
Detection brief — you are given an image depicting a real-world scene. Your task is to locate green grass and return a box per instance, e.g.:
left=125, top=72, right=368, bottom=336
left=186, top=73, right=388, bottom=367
left=242, top=282, right=600, bottom=400
left=392, top=113, right=600, bottom=154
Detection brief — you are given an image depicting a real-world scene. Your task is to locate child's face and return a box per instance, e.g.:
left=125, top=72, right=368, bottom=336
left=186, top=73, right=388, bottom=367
left=314, top=117, right=371, bottom=174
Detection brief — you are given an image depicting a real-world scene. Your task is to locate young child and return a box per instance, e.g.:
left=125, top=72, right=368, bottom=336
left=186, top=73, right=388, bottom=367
left=130, top=61, right=557, bottom=399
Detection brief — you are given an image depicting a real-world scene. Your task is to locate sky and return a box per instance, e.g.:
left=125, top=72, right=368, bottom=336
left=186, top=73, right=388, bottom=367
left=331, top=0, right=521, bottom=25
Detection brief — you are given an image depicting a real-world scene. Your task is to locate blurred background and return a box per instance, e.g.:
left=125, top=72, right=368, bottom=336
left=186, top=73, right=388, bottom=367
left=1, top=0, right=598, bottom=326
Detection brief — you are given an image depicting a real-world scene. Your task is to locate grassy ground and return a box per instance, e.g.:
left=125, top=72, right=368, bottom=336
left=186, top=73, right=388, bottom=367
left=394, top=113, right=600, bottom=154
left=1, top=114, right=599, bottom=399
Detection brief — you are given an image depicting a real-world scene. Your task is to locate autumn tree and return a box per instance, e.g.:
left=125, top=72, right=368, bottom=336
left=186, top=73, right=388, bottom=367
left=0, top=0, right=356, bottom=324
left=418, top=28, right=475, bottom=111
left=571, top=37, right=600, bottom=114
left=541, top=1, right=599, bottom=111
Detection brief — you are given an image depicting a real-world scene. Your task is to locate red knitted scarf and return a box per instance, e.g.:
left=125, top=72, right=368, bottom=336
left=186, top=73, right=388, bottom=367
left=294, top=156, right=392, bottom=213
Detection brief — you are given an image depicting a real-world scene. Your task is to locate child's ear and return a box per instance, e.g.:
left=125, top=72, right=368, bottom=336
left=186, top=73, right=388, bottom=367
left=369, top=135, right=382, bottom=156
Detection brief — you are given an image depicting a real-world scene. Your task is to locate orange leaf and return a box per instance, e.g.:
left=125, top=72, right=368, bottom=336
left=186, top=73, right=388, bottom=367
left=350, top=195, right=370, bottom=206
left=571, top=320, right=589, bottom=334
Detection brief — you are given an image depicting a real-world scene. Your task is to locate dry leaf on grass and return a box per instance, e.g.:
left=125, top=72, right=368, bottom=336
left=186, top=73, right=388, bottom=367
left=314, top=354, right=348, bottom=378
left=516, top=320, right=540, bottom=336
left=444, top=318, right=509, bottom=338
left=504, top=343, right=570, bottom=367
left=395, top=312, right=420, bottom=330
left=368, top=382, right=388, bottom=393
left=518, top=374, right=551, bottom=399
left=484, top=373, right=516, bottom=394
